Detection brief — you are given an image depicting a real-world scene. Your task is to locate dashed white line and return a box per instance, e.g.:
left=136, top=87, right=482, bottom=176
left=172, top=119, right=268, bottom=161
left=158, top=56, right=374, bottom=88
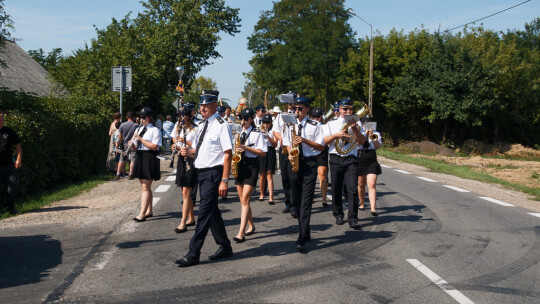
left=395, top=169, right=412, bottom=174
left=478, top=196, right=514, bottom=207
left=152, top=197, right=161, bottom=206
left=327, top=194, right=333, bottom=200
left=380, top=164, right=393, bottom=168
left=155, top=185, right=171, bottom=193
left=407, top=259, right=475, bottom=304
left=528, top=213, right=540, bottom=218
left=165, top=175, right=176, bottom=182
left=417, top=176, right=438, bottom=183
left=442, top=185, right=469, bottom=193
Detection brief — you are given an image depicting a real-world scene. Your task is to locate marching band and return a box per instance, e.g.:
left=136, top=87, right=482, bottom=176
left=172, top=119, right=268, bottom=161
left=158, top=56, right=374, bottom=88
left=133, top=89, right=383, bottom=266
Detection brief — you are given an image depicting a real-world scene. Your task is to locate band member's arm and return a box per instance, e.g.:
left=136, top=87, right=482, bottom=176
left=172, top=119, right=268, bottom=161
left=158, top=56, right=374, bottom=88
left=220, top=150, right=232, bottom=197
left=294, top=124, right=324, bottom=151
left=350, top=122, right=366, bottom=145
left=14, top=143, right=22, bottom=169
left=133, top=129, right=159, bottom=151
left=267, top=133, right=278, bottom=147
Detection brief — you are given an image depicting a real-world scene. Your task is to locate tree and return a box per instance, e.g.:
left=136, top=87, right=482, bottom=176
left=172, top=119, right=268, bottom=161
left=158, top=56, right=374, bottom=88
left=0, top=0, right=13, bottom=45
left=247, top=0, right=356, bottom=110
left=50, top=0, right=240, bottom=114
left=28, top=48, right=64, bottom=71
left=184, top=76, right=218, bottom=106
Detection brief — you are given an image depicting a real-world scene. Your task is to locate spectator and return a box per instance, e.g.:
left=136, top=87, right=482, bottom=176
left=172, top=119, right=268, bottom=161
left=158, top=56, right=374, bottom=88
left=109, top=112, right=122, bottom=136
left=107, top=112, right=122, bottom=172
left=162, top=115, right=174, bottom=153
left=116, top=112, right=139, bottom=180
left=112, top=121, right=122, bottom=170
left=0, top=111, right=22, bottom=215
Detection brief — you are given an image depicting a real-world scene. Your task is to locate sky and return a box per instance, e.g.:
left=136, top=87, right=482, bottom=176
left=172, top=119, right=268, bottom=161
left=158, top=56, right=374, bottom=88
left=5, top=0, right=539, bottom=108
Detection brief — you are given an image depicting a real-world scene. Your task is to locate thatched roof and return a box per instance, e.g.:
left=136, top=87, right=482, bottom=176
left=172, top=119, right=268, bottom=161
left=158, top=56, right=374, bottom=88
left=0, top=40, right=54, bottom=96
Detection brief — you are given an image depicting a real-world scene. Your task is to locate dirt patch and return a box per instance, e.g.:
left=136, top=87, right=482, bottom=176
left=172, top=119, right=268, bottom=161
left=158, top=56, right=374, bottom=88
left=394, top=141, right=456, bottom=156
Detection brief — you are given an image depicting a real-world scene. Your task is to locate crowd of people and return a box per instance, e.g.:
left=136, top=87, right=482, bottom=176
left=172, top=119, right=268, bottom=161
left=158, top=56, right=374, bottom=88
left=102, top=90, right=383, bottom=267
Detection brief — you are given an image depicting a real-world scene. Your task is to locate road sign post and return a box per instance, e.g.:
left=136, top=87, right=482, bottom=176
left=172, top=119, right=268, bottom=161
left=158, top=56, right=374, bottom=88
left=111, top=66, right=132, bottom=119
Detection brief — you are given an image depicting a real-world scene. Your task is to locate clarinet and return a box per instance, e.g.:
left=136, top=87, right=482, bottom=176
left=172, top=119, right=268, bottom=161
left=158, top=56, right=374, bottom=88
left=169, top=120, right=184, bottom=168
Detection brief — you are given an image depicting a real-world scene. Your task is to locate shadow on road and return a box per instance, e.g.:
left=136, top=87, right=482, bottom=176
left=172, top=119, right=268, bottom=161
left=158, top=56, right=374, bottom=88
left=29, top=206, right=88, bottom=213
left=0, top=235, right=62, bottom=289
left=116, top=238, right=177, bottom=249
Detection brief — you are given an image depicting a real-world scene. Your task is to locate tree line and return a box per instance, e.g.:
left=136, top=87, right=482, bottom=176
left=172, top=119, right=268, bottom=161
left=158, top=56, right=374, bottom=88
left=247, top=0, right=539, bottom=147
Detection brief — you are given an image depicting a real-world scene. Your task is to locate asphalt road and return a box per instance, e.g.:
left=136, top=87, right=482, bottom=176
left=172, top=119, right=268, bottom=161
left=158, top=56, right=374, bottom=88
left=1, top=163, right=539, bottom=303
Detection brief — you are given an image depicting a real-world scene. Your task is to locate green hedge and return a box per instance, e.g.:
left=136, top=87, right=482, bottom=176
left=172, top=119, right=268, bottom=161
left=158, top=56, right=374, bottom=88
left=0, top=89, right=110, bottom=199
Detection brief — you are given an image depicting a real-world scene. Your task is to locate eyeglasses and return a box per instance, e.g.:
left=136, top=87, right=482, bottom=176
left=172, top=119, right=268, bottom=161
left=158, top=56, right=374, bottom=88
left=341, top=107, right=353, bottom=112
left=293, top=107, right=304, bottom=111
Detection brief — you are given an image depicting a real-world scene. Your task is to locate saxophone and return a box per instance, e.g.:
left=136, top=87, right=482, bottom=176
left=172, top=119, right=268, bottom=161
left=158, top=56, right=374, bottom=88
left=231, top=133, right=242, bottom=178
left=289, top=124, right=300, bottom=173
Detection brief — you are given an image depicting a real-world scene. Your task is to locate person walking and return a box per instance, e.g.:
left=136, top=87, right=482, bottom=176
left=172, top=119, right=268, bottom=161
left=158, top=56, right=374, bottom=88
left=175, top=90, right=233, bottom=267
left=258, top=114, right=277, bottom=204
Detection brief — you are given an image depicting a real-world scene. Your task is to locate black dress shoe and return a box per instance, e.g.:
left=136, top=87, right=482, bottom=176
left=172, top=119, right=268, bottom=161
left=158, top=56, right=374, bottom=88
left=133, top=216, right=146, bottom=222
left=371, top=211, right=378, bottom=217
left=245, top=227, right=256, bottom=236
left=258, top=197, right=264, bottom=201
left=349, top=221, right=361, bottom=230
left=233, top=236, right=246, bottom=243
left=335, top=217, right=345, bottom=225
left=282, top=206, right=291, bottom=213
left=291, top=209, right=298, bottom=218
left=221, top=196, right=228, bottom=201
left=208, top=246, right=233, bottom=260
left=174, top=227, right=187, bottom=233
left=145, top=213, right=153, bottom=218
left=322, top=202, right=328, bottom=208
left=175, top=255, right=200, bottom=267
left=268, top=200, right=275, bottom=205
left=359, top=206, right=366, bottom=211
left=186, top=222, right=196, bottom=227
left=296, top=243, right=307, bottom=253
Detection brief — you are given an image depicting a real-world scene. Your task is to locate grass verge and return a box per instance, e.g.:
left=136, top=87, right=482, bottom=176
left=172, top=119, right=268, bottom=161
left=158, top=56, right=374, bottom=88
left=379, top=148, right=540, bottom=201
left=1, top=172, right=113, bottom=220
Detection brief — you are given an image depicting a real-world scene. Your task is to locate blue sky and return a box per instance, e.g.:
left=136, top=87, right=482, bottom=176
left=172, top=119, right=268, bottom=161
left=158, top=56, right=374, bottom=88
left=5, top=0, right=539, bottom=107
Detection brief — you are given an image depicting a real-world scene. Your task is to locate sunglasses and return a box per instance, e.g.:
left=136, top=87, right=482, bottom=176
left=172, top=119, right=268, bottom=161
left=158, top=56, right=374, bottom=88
left=240, top=116, right=251, bottom=121
left=293, top=107, right=304, bottom=111
left=140, top=116, right=148, bottom=119
left=341, top=107, right=354, bottom=111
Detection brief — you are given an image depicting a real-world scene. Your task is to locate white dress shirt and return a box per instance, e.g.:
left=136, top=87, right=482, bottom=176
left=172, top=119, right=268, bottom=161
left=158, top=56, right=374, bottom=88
left=136, top=123, right=162, bottom=150
left=282, top=116, right=323, bottom=157
left=192, top=113, right=233, bottom=169
left=171, top=123, right=197, bottom=148
left=239, top=126, right=268, bottom=158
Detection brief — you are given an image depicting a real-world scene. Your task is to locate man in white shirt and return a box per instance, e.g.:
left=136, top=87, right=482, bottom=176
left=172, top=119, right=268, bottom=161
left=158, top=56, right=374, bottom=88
left=324, top=98, right=366, bottom=230
left=282, top=94, right=324, bottom=253
left=175, top=89, right=233, bottom=267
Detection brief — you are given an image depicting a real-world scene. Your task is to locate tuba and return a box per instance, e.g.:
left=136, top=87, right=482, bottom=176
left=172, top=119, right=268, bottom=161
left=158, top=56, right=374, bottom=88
left=289, top=124, right=300, bottom=172
left=335, top=102, right=372, bottom=155
left=231, top=133, right=242, bottom=178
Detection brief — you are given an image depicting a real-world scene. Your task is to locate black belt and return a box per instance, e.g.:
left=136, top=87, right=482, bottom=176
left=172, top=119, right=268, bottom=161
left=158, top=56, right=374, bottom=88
left=198, top=165, right=223, bottom=171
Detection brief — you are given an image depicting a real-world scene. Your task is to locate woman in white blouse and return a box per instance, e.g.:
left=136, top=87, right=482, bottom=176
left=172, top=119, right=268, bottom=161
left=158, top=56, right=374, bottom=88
left=131, top=107, right=162, bottom=222
left=172, top=108, right=198, bottom=233
left=233, top=108, right=267, bottom=243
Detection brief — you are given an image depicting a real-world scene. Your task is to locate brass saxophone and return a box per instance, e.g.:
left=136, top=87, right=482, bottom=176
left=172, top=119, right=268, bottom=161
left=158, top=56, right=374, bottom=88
left=289, top=124, right=300, bottom=173
left=231, top=134, right=242, bottom=178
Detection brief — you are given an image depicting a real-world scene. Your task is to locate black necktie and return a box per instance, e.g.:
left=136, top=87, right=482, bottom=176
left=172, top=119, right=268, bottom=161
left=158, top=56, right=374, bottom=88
left=194, top=120, right=209, bottom=160
left=297, top=123, right=303, bottom=157
left=138, top=126, right=147, bottom=149
left=240, top=131, right=247, bottom=144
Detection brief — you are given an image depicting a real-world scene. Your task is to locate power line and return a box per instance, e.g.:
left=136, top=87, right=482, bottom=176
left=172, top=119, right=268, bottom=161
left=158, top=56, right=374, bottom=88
left=445, top=0, right=531, bottom=32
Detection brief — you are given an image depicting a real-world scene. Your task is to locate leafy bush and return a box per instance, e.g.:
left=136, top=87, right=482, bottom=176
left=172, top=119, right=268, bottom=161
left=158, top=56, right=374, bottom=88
left=0, top=89, right=109, bottom=199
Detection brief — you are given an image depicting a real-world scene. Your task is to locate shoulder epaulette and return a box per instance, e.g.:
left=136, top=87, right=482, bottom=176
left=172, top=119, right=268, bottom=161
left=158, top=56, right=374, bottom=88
left=216, top=116, right=224, bottom=124
left=307, top=119, right=318, bottom=126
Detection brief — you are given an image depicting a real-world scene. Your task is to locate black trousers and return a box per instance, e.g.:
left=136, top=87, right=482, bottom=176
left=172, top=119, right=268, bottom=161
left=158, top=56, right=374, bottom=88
left=0, top=164, right=18, bottom=212
left=330, top=154, right=359, bottom=222
left=288, top=156, right=318, bottom=245
left=279, top=147, right=292, bottom=208
left=187, top=166, right=231, bottom=258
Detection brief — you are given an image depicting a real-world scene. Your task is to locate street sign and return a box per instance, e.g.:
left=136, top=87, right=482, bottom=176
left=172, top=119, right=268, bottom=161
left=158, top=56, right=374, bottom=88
left=111, top=66, right=132, bottom=92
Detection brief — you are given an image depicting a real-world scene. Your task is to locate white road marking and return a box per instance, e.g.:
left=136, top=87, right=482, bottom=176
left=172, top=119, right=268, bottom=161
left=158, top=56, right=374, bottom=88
left=407, top=259, right=475, bottom=304
left=173, top=169, right=177, bottom=174
left=442, top=185, right=469, bottom=193
left=152, top=197, right=161, bottom=206
left=395, top=169, right=412, bottom=174
left=528, top=213, right=540, bottom=218
left=327, top=194, right=333, bottom=200
left=94, top=248, right=118, bottom=270
left=155, top=185, right=171, bottom=193
left=478, top=196, right=515, bottom=207
left=417, top=176, right=438, bottom=183
left=166, top=175, right=176, bottom=182
left=380, top=164, right=392, bottom=168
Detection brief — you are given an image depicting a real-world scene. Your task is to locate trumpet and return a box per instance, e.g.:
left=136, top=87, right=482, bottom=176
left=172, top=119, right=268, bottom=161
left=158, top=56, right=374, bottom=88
left=289, top=124, right=300, bottom=173
left=367, top=130, right=379, bottom=142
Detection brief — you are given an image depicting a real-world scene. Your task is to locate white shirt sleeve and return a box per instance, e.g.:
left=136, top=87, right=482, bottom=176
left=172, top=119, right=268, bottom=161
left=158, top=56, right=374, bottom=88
left=220, top=123, right=233, bottom=152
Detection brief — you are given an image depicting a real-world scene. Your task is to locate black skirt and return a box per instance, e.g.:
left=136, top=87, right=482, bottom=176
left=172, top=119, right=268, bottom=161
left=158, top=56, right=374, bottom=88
left=317, top=146, right=329, bottom=167
left=236, top=157, right=259, bottom=186
left=176, top=157, right=198, bottom=188
left=259, top=146, right=277, bottom=174
left=357, top=149, right=382, bottom=176
left=132, top=150, right=161, bottom=181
